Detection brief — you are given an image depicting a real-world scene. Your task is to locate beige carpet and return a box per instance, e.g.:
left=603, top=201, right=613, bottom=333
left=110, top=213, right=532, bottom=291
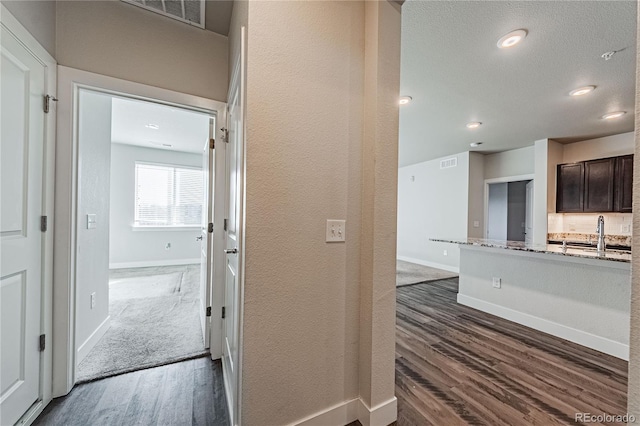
left=396, top=260, right=458, bottom=286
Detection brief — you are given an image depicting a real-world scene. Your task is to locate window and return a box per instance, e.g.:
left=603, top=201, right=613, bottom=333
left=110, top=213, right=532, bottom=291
left=134, top=163, right=203, bottom=227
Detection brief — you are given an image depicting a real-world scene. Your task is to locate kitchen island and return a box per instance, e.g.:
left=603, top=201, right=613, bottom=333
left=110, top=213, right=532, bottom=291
left=432, top=238, right=631, bottom=360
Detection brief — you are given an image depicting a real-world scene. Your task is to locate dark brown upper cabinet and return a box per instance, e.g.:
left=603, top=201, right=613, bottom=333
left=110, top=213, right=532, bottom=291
left=556, top=154, right=633, bottom=213
left=614, top=155, right=634, bottom=213
left=584, top=158, right=615, bottom=212
left=556, top=163, right=584, bottom=212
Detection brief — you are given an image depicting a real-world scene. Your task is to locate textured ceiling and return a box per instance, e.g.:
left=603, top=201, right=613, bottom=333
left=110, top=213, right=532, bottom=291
left=399, top=1, right=637, bottom=167
left=111, top=96, right=210, bottom=153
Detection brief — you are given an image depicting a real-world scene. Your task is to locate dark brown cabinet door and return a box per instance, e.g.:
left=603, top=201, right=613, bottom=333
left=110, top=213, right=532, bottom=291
left=615, top=155, right=633, bottom=212
left=556, top=163, right=584, bottom=212
left=584, top=158, right=615, bottom=212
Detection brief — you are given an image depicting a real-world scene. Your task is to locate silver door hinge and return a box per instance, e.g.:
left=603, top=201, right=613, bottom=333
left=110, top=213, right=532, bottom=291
left=221, top=128, right=229, bottom=143
left=209, top=138, right=215, bottom=150
left=43, top=95, right=57, bottom=114
left=39, top=334, right=45, bottom=351
left=40, top=216, right=48, bottom=232
left=223, top=219, right=228, bottom=231
left=208, top=222, right=214, bottom=233
left=221, top=306, right=226, bottom=319
left=206, top=307, right=212, bottom=317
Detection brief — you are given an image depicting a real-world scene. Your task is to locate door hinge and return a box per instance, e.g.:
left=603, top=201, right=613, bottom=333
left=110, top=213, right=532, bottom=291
left=206, top=306, right=212, bottom=317
left=208, top=222, right=214, bottom=233
left=223, top=219, right=228, bottom=231
left=221, top=128, right=229, bottom=143
left=221, top=306, right=226, bottom=319
left=39, top=334, right=45, bottom=351
left=40, top=216, right=48, bottom=232
left=43, top=95, right=57, bottom=114
left=209, top=138, right=215, bottom=149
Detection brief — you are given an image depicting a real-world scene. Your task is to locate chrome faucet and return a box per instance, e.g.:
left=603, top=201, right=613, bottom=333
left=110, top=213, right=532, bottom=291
left=596, top=215, right=606, bottom=254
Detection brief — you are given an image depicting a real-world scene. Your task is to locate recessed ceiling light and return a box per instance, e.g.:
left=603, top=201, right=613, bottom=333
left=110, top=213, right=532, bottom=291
left=399, top=96, right=412, bottom=105
left=145, top=123, right=159, bottom=129
left=466, top=122, right=482, bottom=129
left=497, top=29, right=527, bottom=49
left=601, top=111, right=626, bottom=120
left=470, top=142, right=483, bottom=147
left=569, top=86, right=596, bottom=97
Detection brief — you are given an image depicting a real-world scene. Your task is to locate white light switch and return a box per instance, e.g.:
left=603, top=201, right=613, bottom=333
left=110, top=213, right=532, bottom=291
left=87, top=214, right=97, bottom=229
left=326, top=219, right=346, bottom=242
left=492, top=277, right=501, bottom=289
left=473, top=221, right=480, bottom=228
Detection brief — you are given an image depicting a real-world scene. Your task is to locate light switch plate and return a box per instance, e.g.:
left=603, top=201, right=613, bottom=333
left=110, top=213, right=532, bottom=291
left=492, top=277, right=501, bottom=289
left=473, top=221, right=480, bottom=228
left=87, top=214, right=97, bottom=229
left=326, top=219, right=346, bottom=242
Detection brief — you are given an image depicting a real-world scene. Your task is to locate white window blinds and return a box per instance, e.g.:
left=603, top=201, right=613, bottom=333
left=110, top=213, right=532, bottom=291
left=134, top=163, right=203, bottom=227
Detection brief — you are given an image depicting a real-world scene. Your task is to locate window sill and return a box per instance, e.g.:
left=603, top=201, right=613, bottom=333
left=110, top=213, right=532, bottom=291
left=131, top=225, right=200, bottom=232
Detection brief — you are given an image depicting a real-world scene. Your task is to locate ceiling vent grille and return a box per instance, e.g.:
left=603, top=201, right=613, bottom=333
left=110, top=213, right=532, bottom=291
left=121, top=0, right=205, bottom=29
left=440, top=157, right=458, bottom=169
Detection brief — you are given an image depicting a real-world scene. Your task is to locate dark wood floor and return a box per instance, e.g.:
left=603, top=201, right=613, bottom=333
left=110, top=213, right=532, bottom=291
left=34, top=357, right=229, bottom=426
left=395, top=278, right=628, bottom=426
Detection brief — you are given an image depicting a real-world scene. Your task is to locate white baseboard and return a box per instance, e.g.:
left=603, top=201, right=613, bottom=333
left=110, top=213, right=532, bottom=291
left=457, top=294, right=629, bottom=360
left=291, top=396, right=397, bottom=426
left=397, top=255, right=459, bottom=274
left=292, top=398, right=359, bottom=426
left=358, top=397, right=397, bottom=426
left=109, top=258, right=200, bottom=269
left=76, top=315, right=110, bottom=364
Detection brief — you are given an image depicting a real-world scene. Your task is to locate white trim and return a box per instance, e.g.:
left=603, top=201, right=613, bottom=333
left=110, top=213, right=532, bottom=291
left=108, top=258, right=200, bottom=269
left=397, top=255, right=460, bottom=274
left=76, top=316, right=110, bottom=364
left=358, top=397, right=398, bottom=426
left=483, top=174, right=535, bottom=239
left=53, top=66, right=227, bottom=397
left=1, top=4, right=57, bottom=419
left=131, top=225, right=200, bottom=232
left=457, top=294, right=629, bottom=360
left=291, top=399, right=359, bottom=426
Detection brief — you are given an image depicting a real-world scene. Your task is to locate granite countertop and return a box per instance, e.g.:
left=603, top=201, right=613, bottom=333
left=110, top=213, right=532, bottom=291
left=430, top=237, right=631, bottom=263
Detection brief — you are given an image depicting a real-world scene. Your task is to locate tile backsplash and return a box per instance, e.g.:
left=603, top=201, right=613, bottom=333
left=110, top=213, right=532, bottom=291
left=548, top=213, right=632, bottom=236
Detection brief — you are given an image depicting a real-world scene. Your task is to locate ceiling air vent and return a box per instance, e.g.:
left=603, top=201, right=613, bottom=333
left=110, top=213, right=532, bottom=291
left=440, top=157, right=457, bottom=169
left=121, top=0, right=205, bottom=29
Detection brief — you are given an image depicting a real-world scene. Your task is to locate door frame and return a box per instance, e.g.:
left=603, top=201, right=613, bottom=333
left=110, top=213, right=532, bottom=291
left=483, top=174, right=535, bottom=240
left=53, top=66, right=227, bottom=397
left=0, top=5, right=56, bottom=423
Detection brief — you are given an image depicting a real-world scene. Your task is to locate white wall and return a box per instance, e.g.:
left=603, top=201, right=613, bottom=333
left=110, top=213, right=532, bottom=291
left=109, top=143, right=201, bottom=268
left=55, top=1, right=228, bottom=101
left=397, top=152, right=470, bottom=271
left=459, top=246, right=630, bottom=359
left=487, top=183, right=508, bottom=240
left=468, top=152, right=485, bottom=238
left=562, top=131, right=634, bottom=163
left=2, top=1, right=56, bottom=57
left=484, top=146, right=535, bottom=180
left=76, top=90, right=111, bottom=354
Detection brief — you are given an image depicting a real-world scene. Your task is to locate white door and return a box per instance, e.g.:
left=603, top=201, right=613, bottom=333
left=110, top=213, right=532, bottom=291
left=199, top=119, right=215, bottom=349
left=223, top=31, right=245, bottom=425
left=0, top=24, right=45, bottom=425
left=525, top=180, right=534, bottom=245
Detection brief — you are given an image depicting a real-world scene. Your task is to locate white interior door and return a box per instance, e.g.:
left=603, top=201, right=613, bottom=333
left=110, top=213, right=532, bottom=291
left=223, top=35, right=245, bottom=425
left=525, top=180, right=534, bottom=245
left=0, top=24, right=45, bottom=426
left=199, top=119, right=215, bottom=349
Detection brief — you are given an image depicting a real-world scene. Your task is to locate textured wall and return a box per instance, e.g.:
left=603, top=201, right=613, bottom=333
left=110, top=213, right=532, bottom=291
left=56, top=1, right=228, bottom=101
left=561, top=132, right=634, bottom=164
left=76, top=90, right=111, bottom=350
left=239, top=1, right=399, bottom=424
left=628, top=1, right=640, bottom=415
left=484, top=146, right=535, bottom=180
left=2, top=1, right=56, bottom=57
left=109, top=144, right=201, bottom=267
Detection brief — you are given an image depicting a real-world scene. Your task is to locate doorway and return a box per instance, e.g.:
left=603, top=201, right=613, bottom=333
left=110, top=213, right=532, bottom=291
left=73, top=89, right=215, bottom=382
left=485, top=179, right=533, bottom=242
left=52, top=67, right=227, bottom=396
